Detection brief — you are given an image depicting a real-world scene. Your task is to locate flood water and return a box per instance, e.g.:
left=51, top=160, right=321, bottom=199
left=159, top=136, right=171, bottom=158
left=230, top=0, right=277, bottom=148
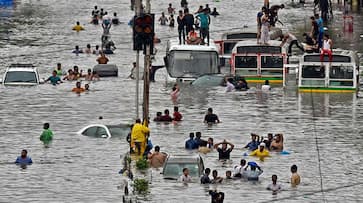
left=1, top=0, right=363, bottom=202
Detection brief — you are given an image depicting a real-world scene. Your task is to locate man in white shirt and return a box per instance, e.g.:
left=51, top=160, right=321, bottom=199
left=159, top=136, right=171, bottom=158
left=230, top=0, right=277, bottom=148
left=233, top=159, right=247, bottom=178
left=225, top=78, right=235, bottom=92
left=267, top=174, right=282, bottom=194
left=179, top=168, right=192, bottom=183
left=261, top=80, right=271, bottom=91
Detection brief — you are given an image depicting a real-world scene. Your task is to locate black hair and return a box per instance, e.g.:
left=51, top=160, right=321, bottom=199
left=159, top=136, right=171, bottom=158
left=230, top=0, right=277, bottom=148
left=164, top=109, right=169, bottom=114
left=43, top=123, right=50, bottom=129
left=174, top=106, right=179, bottom=111
left=189, top=132, right=195, bottom=138
left=155, top=146, right=160, bottom=152
left=291, top=164, right=298, bottom=172
left=136, top=118, right=141, bottom=123
left=208, top=107, right=213, bottom=112
left=182, top=168, right=188, bottom=172
left=205, top=168, right=211, bottom=174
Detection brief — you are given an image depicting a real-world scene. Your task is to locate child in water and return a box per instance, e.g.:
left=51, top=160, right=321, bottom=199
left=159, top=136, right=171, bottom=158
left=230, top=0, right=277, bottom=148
left=40, top=123, right=53, bottom=145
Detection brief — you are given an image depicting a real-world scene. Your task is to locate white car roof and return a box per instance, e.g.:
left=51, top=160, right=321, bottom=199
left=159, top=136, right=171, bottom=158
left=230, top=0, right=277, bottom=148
left=6, top=67, right=37, bottom=72
left=168, top=39, right=218, bottom=52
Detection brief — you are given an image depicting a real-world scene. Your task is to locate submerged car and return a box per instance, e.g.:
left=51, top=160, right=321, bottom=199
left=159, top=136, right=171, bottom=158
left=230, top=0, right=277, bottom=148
left=162, top=154, right=205, bottom=180
left=77, top=124, right=130, bottom=138
left=1, top=64, right=41, bottom=86
left=190, top=74, right=225, bottom=87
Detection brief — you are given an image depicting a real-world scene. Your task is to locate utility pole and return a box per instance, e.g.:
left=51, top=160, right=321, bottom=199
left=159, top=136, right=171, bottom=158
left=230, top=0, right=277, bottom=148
left=135, top=0, right=141, bottom=119
left=143, top=0, right=151, bottom=126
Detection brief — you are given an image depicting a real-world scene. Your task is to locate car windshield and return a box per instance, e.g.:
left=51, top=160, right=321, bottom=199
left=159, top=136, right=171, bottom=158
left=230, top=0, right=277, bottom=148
left=163, top=163, right=200, bottom=178
left=4, top=71, right=37, bottom=83
left=106, top=125, right=130, bottom=137
left=168, top=51, right=219, bottom=78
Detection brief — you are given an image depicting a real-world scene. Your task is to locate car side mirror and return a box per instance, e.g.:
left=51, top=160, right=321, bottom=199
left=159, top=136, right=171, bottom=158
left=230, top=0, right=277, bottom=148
left=39, top=78, right=45, bottom=84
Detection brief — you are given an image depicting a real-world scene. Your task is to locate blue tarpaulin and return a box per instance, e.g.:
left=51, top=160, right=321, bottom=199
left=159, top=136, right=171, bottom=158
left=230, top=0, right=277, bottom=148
left=0, top=0, right=13, bottom=6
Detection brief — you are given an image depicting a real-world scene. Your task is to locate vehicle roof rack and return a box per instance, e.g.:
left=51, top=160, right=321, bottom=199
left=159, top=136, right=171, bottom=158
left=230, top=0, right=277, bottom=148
left=9, top=64, right=35, bottom=67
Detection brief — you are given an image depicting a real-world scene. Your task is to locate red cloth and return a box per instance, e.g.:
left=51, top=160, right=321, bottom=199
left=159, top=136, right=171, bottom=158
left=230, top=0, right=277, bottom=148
left=173, top=112, right=183, bottom=121
left=320, top=49, right=332, bottom=62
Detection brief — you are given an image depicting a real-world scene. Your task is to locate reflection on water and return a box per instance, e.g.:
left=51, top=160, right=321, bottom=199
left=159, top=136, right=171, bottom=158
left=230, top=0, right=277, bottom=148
left=1, top=0, right=363, bottom=202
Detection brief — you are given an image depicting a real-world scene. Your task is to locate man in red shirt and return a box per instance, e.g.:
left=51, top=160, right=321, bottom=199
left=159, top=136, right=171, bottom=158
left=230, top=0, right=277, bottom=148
left=173, top=106, right=183, bottom=121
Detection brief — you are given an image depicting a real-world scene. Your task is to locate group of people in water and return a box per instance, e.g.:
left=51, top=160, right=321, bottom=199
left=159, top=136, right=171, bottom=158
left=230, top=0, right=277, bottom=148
left=178, top=129, right=300, bottom=194
left=153, top=106, right=183, bottom=122
left=44, top=63, right=98, bottom=93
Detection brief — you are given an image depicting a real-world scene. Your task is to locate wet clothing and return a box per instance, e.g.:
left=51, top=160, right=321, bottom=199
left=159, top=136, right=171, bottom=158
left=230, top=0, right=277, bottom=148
left=226, top=81, right=235, bottom=92
left=250, top=148, right=270, bottom=158
left=242, top=169, right=263, bottom=181
left=40, top=129, right=53, bottom=144
left=72, top=25, right=84, bottom=31
left=233, top=165, right=247, bottom=178
left=47, top=76, right=61, bottom=85
left=245, top=140, right=260, bottom=151
left=112, top=18, right=120, bottom=25
left=267, top=183, right=282, bottom=191
left=261, top=84, right=271, bottom=91
left=211, top=11, right=219, bottom=16
left=55, top=69, right=63, bottom=76
left=160, top=115, right=173, bottom=122
left=131, top=123, right=150, bottom=155
left=204, top=114, right=219, bottom=123
left=200, top=174, right=211, bottom=184
left=179, top=174, right=192, bottom=182
left=209, top=191, right=224, bottom=203
left=173, top=112, right=182, bottom=121
left=169, top=17, right=175, bottom=27
left=217, top=148, right=232, bottom=160
left=185, top=138, right=197, bottom=150
left=15, top=156, right=33, bottom=164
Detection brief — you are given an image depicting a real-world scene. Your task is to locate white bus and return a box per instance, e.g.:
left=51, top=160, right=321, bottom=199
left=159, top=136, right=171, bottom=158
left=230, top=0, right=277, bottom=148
left=164, top=39, right=220, bottom=82
left=298, top=49, right=359, bottom=93
left=230, top=40, right=288, bottom=84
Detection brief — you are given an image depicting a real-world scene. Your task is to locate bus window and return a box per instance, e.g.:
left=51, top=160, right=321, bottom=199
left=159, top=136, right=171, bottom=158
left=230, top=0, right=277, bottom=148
left=329, top=66, right=353, bottom=79
left=302, top=65, right=325, bottom=78
left=261, top=56, right=283, bottom=68
left=235, top=56, right=257, bottom=68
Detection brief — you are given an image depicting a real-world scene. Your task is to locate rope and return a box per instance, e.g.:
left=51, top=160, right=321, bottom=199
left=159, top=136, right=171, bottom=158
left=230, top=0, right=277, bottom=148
left=309, top=88, right=326, bottom=203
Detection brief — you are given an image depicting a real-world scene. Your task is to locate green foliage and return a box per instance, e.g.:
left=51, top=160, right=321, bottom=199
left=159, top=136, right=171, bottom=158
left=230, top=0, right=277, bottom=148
left=133, top=178, right=149, bottom=194
left=126, top=156, right=132, bottom=164
left=135, top=158, right=149, bottom=170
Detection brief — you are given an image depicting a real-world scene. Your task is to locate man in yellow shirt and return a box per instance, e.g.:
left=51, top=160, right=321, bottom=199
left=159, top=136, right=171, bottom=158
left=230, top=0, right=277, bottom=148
left=131, top=119, right=150, bottom=155
left=72, top=21, right=84, bottom=32
left=250, top=143, right=269, bottom=160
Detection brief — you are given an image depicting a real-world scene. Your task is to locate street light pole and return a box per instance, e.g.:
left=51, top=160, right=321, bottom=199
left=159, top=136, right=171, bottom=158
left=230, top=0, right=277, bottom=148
left=143, top=0, right=151, bottom=126
left=135, top=0, right=141, bottom=119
